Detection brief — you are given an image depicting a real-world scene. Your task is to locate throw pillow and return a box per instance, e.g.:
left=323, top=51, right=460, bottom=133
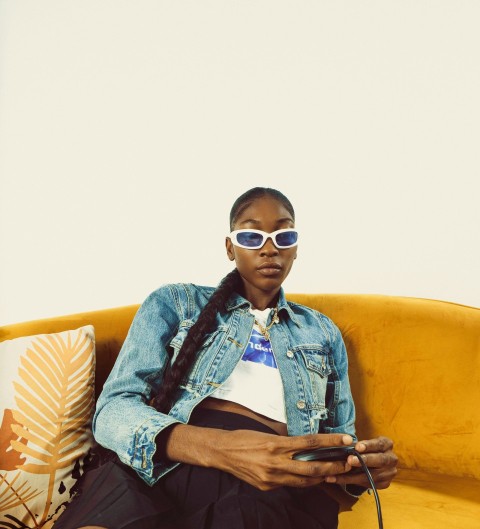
left=0, top=325, right=95, bottom=528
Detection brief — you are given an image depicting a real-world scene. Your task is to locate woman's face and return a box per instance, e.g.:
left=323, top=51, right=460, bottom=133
left=226, top=195, right=297, bottom=306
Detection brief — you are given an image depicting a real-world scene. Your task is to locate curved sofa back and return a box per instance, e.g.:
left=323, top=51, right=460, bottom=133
left=289, top=294, right=480, bottom=480
left=1, top=294, right=479, bottom=479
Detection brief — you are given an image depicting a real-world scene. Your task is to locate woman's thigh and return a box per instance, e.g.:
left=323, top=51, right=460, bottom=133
left=52, top=458, right=174, bottom=529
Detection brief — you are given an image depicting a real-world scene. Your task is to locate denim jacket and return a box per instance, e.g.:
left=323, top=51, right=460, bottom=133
left=93, top=283, right=357, bottom=486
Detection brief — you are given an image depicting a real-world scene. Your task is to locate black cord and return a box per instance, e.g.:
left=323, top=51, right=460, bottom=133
left=352, top=449, right=383, bottom=529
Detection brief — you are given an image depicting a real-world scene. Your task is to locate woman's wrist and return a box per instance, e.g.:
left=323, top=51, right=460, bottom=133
left=157, top=423, right=229, bottom=469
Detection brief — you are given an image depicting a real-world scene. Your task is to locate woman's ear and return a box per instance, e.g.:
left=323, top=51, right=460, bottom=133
left=225, top=237, right=235, bottom=261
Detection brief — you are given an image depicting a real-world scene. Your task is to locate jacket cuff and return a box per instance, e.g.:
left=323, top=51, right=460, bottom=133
left=125, top=415, right=182, bottom=485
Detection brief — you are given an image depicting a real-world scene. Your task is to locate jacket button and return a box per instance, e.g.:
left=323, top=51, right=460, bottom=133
left=296, top=400, right=306, bottom=410
left=286, top=350, right=294, bottom=358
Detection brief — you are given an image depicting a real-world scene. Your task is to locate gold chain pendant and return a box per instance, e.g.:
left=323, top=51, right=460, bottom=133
left=255, top=307, right=279, bottom=341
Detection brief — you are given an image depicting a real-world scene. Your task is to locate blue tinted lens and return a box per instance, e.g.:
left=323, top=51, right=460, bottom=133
left=275, top=231, right=298, bottom=247
left=237, top=231, right=265, bottom=247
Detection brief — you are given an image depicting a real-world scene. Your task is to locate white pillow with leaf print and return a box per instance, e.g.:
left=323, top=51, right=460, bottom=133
left=0, top=325, right=95, bottom=529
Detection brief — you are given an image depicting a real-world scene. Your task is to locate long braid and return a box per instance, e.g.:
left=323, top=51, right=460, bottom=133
left=152, top=268, right=241, bottom=413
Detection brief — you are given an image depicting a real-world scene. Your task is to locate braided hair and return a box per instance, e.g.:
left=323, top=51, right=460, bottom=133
left=151, top=268, right=240, bottom=413
left=151, top=187, right=295, bottom=413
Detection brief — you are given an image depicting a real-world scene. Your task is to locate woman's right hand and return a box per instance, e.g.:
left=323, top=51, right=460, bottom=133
left=163, top=424, right=353, bottom=491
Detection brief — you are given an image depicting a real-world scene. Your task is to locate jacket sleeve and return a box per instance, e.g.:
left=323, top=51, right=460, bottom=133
left=92, top=284, right=183, bottom=485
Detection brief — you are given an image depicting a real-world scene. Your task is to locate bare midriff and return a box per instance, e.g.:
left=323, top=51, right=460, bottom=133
left=196, top=397, right=288, bottom=436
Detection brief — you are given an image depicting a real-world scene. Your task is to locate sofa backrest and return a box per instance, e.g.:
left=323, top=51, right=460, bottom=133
left=1, top=294, right=479, bottom=479
left=289, top=294, right=480, bottom=481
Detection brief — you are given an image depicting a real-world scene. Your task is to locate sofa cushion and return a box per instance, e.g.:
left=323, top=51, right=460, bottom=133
left=0, top=326, right=95, bottom=528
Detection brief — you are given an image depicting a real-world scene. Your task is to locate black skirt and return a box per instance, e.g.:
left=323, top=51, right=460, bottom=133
left=54, top=409, right=339, bottom=529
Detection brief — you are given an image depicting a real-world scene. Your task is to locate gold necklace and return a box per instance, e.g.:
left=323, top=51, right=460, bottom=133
left=254, top=306, right=279, bottom=341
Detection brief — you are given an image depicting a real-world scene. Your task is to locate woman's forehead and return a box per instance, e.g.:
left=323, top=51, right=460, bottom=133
left=235, top=196, right=294, bottom=225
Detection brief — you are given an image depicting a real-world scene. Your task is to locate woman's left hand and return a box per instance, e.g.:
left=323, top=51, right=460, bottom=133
left=325, top=436, right=398, bottom=489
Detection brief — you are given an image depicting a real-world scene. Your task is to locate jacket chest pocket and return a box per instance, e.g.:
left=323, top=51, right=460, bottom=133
left=298, top=348, right=332, bottom=409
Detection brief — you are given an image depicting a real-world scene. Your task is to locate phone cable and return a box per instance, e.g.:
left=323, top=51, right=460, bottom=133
left=352, top=448, right=383, bottom=529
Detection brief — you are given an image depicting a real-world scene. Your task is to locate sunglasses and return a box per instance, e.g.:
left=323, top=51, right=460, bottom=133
left=229, top=229, right=299, bottom=249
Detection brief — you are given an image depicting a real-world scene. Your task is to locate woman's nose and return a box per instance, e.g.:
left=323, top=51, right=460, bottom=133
left=260, top=237, right=279, bottom=256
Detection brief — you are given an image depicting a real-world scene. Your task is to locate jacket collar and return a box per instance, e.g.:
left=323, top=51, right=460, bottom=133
left=225, top=287, right=300, bottom=327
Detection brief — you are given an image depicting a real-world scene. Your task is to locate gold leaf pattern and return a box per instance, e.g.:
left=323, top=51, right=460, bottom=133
left=0, top=471, right=42, bottom=516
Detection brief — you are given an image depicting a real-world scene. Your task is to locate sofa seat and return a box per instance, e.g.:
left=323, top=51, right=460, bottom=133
left=334, top=469, right=480, bottom=528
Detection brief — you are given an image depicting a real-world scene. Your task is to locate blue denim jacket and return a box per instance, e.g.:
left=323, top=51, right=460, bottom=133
left=93, top=283, right=357, bottom=486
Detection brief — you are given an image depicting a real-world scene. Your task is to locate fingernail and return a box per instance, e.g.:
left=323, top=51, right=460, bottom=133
left=343, top=435, right=353, bottom=445
left=325, top=476, right=336, bottom=483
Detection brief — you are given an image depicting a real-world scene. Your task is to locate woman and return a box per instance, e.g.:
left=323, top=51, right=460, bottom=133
left=55, top=187, right=397, bottom=529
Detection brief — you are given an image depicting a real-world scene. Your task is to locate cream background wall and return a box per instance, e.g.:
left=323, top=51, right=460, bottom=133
left=0, top=1, right=479, bottom=325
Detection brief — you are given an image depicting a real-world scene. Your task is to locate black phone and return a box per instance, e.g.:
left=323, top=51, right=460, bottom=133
left=292, top=445, right=357, bottom=462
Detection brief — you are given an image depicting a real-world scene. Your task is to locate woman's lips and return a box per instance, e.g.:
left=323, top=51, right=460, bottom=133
left=257, top=263, right=282, bottom=276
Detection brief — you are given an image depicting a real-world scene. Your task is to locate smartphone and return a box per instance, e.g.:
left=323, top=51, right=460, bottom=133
left=292, top=445, right=357, bottom=462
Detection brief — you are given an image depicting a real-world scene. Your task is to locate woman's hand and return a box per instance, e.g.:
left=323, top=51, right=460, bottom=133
left=163, top=424, right=353, bottom=491
left=215, top=429, right=354, bottom=491
left=325, top=436, right=398, bottom=489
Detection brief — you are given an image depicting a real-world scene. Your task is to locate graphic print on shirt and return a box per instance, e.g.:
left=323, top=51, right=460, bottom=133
left=242, top=329, right=277, bottom=368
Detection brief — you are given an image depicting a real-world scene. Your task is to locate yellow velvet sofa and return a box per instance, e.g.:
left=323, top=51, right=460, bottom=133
left=1, top=293, right=479, bottom=528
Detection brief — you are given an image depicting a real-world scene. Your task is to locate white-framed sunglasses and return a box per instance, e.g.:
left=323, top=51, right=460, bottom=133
left=229, top=229, right=299, bottom=249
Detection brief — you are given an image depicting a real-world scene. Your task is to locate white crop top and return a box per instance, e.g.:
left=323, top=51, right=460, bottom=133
left=210, top=307, right=286, bottom=423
